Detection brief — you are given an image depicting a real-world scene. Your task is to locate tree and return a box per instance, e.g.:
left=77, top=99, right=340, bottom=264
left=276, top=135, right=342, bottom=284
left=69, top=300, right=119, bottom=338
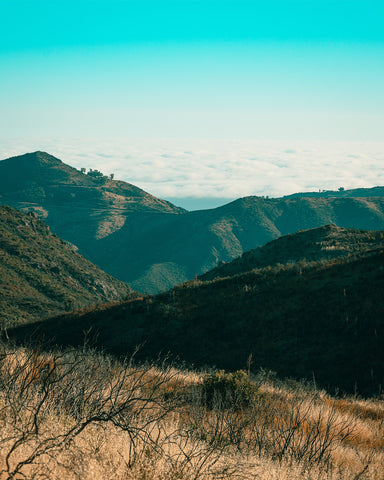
left=86, top=169, right=107, bottom=184
left=87, top=169, right=104, bottom=179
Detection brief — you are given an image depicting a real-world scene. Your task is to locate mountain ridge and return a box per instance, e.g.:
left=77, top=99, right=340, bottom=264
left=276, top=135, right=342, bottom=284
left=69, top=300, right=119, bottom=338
left=282, top=185, right=384, bottom=199
left=2, top=151, right=384, bottom=293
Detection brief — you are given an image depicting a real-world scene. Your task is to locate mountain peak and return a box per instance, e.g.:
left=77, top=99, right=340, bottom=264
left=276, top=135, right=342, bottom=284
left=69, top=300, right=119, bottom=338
left=0, top=151, right=185, bottom=257
left=0, top=153, right=186, bottom=212
left=0, top=151, right=91, bottom=194
left=6, top=151, right=64, bottom=166
left=32, top=151, right=66, bottom=165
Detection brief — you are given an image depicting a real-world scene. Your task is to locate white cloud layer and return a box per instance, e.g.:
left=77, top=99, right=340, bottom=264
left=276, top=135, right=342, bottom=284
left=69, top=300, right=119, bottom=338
left=1, top=137, right=383, bottom=207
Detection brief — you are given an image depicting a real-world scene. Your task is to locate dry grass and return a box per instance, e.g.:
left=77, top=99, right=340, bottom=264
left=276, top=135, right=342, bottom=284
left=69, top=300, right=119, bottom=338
left=0, top=343, right=383, bottom=480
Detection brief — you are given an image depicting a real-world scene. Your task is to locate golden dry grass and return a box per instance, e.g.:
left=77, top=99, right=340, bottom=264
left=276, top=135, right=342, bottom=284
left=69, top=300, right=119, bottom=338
left=0, top=344, right=383, bottom=480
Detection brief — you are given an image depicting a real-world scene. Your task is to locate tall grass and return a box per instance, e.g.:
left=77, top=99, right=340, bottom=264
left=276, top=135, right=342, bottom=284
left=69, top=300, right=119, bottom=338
left=0, top=341, right=383, bottom=479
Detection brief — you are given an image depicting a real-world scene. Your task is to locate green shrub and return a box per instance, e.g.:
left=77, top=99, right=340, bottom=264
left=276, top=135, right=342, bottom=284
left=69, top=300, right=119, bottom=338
left=201, top=369, right=260, bottom=409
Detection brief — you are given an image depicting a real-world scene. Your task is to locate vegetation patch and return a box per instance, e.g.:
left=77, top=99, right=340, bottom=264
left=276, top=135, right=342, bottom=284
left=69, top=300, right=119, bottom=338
left=201, top=369, right=261, bottom=409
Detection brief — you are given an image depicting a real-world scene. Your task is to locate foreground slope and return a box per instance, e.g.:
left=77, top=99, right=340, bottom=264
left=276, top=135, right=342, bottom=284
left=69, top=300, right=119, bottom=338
left=2, top=152, right=384, bottom=293
left=10, top=227, right=384, bottom=394
left=2, top=342, right=384, bottom=479
left=0, top=205, right=133, bottom=326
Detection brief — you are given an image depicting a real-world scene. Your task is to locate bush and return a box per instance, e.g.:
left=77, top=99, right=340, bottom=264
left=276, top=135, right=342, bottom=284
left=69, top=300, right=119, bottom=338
left=201, top=370, right=260, bottom=409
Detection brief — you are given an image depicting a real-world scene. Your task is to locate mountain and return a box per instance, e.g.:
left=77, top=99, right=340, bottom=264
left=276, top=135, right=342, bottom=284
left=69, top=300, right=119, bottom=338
left=98, top=194, right=384, bottom=292
left=0, top=151, right=183, bottom=215
left=0, top=205, right=134, bottom=327
left=0, top=151, right=186, bottom=292
left=0, top=151, right=184, bottom=243
left=201, top=224, right=384, bottom=280
left=9, top=226, right=384, bottom=395
left=2, top=152, right=384, bottom=293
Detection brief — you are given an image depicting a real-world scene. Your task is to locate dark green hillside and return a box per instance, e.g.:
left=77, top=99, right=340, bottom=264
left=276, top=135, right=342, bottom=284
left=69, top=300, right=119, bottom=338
left=95, top=195, right=384, bottom=293
left=10, top=234, right=384, bottom=395
left=0, top=151, right=182, bottom=211
left=2, top=152, right=384, bottom=294
left=0, top=206, right=133, bottom=327
left=0, top=151, right=185, bottom=272
left=201, top=224, right=384, bottom=280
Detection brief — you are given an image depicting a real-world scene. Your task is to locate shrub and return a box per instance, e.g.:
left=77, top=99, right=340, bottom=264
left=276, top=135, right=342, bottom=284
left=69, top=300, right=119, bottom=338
left=201, top=370, right=260, bottom=409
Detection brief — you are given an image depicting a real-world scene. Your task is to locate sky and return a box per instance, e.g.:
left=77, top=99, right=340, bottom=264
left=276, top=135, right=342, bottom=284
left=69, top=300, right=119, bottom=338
left=1, top=1, right=384, bottom=209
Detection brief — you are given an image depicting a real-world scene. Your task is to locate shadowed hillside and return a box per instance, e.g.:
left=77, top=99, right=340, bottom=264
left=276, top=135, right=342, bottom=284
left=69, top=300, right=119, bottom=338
left=9, top=227, right=384, bottom=395
left=0, top=205, right=134, bottom=327
left=201, top=224, right=384, bottom=280
left=2, top=152, right=384, bottom=293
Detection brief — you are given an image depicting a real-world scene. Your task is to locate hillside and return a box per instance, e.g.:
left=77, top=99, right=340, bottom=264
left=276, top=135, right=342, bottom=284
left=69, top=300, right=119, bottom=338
left=100, top=194, right=384, bottom=292
left=9, top=227, right=384, bottom=395
left=201, top=224, right=384, bottom=280
left=0, top=151, right=183, bottom=215
left=2, top=152, right=384, bottom=293
left=0, top=151, right=185, bottom=279
left=0, top=205, right=133, bottom=327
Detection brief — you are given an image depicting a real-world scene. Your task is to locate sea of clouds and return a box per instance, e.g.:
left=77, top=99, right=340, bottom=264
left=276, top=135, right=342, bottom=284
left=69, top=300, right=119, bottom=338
left=1, top=138, right=383, bottom=209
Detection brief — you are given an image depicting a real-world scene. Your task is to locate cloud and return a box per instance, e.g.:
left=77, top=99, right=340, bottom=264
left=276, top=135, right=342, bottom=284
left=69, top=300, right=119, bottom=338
left=1, top=137, right=383, bottom=203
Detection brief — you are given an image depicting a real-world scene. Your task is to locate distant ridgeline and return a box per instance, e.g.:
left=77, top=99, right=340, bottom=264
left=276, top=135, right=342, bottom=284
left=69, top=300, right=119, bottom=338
left=283, top=185, right=384, bottom=198
left=9, top=224, right=384, bottom=396
left=1, top=151, right=384, bottom=293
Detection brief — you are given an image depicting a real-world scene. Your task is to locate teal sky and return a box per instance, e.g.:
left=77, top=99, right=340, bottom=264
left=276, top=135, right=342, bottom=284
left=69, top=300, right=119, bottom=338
left=1, top=0, right=384, bottom=141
